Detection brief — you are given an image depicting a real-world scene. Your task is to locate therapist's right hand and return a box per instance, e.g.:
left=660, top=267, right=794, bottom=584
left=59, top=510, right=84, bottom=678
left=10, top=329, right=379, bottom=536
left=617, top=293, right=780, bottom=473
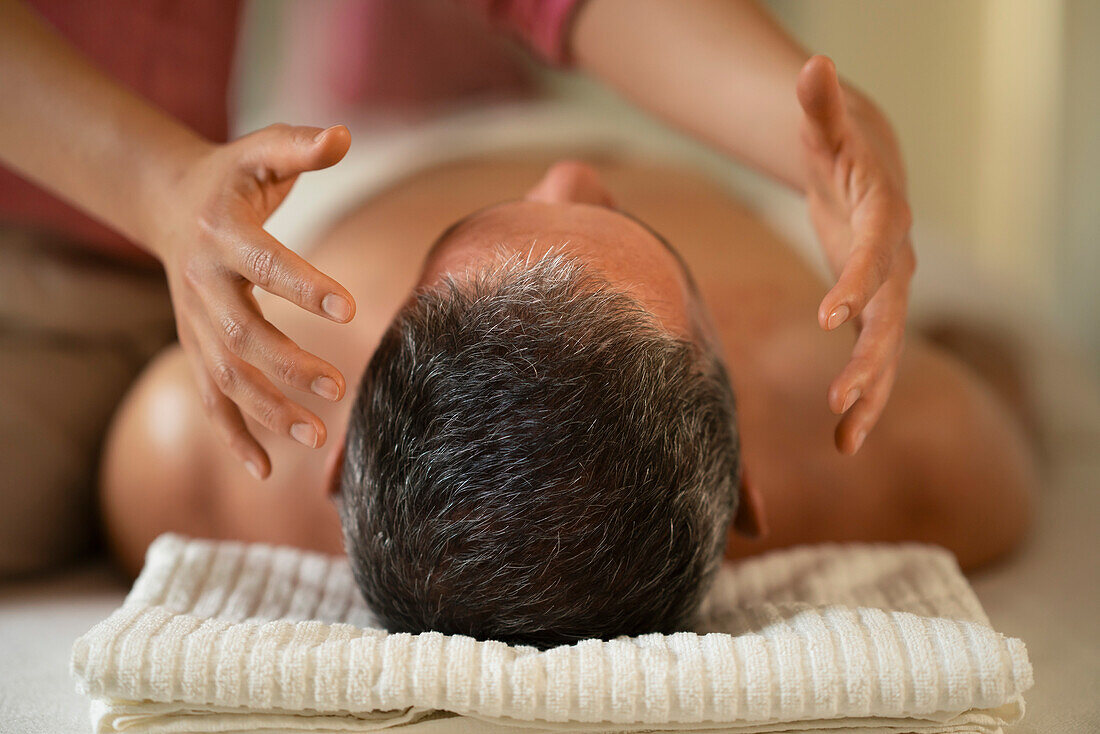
left=149, top=123, right=355, bottom=480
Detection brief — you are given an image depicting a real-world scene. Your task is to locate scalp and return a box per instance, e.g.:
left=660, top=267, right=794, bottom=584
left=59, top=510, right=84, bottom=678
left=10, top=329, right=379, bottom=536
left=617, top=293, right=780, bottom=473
left=338, top=252, right=740, bottom=646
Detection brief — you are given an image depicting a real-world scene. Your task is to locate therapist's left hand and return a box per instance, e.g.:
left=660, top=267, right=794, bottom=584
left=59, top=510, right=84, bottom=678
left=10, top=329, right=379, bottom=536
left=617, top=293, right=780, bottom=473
left=796, top=55, right=916, bottom=456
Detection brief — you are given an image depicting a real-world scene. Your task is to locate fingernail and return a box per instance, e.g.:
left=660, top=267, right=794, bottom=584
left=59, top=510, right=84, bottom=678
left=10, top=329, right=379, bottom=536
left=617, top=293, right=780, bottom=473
left=291, top=422, right=318, bottom=448
left=842, top=388, right=861, bottom=413
left=311, top=375, right=340, bottom=401
left=245, top=461, right=263, bottom=480
left=322, top=293, right=352, bottom=322
left=313, top=126, right=335, bottom=143
left=827, top=305, right=850, bottom=330
left=853, top=429, right=867, bottom=452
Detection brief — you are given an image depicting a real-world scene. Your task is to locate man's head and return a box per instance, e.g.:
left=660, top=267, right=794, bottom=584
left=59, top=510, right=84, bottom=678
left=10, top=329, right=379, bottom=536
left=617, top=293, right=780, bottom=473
left=335, top=162, right=742, bottom=648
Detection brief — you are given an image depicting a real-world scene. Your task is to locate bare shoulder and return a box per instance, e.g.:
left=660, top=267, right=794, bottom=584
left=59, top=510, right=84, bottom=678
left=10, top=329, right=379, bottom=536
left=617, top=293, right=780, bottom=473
left=99, top=344, right=347, bottom=574
left=875, top=336, right=1039, bottom=568
left=726, top=331, right=1038, bottom=572
left=99, top=345, right=223, bottom=576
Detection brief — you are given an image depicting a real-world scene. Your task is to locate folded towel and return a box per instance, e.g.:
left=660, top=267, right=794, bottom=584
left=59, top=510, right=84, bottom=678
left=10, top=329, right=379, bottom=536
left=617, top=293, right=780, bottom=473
left=71, top=535, right=1032, bottom=733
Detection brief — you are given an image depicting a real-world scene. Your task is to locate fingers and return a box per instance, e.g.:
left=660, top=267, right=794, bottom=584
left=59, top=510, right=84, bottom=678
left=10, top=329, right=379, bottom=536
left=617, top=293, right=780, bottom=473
left=245, top=123, right=352, bottom=181
left=176, top=243, right=342, bottom=477
left=829, top=257, right=909, bottom=410
left=797, top=55, right=847, bottom=153
left=179, top=324, right=271, bottom=479
left=190, top=313, right=329, bottom=453
left=828, top=248, right=914, bottom=453
left=818, top=192, right=912, bottom=329
left=198, top=279, right=346, bottom=401
left=834, top=359, right=900, bottom=455
left=230, top=227, right=356, bottom=324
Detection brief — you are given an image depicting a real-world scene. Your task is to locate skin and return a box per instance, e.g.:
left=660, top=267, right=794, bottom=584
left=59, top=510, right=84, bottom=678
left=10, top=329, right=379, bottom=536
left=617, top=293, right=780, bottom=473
left=574, top=3, right=918, bottom=454
left=2, top=0, right=914, bottom=474
left=100, top=156, right=1037, bottom=579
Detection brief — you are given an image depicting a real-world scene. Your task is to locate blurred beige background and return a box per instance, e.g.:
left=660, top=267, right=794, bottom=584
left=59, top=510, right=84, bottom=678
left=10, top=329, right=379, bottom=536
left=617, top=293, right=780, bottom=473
left=768, top=0, right=1100, bottom=375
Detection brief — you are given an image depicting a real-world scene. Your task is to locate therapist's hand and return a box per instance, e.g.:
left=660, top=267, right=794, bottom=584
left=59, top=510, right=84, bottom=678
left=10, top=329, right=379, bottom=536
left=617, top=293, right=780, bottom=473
left=150, top=123, right=355, bottom=479
left=796, top=56, right=916, bottom=455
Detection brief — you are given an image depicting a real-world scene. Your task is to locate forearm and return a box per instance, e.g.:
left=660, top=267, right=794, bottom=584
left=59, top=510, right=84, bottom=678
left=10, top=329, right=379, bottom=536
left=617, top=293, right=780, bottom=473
left=0, top=0, right=210, bottom=253
left=572, top=0, right=812, bottom=191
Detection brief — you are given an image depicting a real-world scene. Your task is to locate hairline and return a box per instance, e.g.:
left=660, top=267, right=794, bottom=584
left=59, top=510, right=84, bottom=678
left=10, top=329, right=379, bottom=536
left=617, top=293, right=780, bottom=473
left=426, top=200, right=690, bottom=279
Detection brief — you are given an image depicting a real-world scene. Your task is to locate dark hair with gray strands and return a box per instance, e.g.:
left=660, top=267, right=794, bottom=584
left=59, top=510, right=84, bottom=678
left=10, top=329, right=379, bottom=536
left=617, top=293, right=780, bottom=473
left=337, top=252, right=740, bottom=649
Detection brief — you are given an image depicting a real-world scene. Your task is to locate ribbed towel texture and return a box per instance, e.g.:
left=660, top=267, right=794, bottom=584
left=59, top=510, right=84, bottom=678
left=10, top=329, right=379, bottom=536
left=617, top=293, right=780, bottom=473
left=71, top=534, right=1032, bottom=733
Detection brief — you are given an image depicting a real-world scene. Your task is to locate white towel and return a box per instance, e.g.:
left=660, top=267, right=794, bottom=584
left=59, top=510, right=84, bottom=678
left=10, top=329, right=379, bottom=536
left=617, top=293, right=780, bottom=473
left=71, top=535, right=1032, bottom=733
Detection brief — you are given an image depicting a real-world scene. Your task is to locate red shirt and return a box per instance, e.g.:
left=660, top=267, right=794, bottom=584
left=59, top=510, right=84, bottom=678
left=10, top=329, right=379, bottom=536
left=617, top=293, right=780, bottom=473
left=0, top=0, right=587, bottom=264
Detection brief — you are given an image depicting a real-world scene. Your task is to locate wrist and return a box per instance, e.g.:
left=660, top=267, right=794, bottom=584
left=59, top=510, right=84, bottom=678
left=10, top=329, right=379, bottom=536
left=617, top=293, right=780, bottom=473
left=838, top=80, right=883, bottom=141
left=841, top=82, right=907, bottom=187
left=137, top=132, right=216, bottom=261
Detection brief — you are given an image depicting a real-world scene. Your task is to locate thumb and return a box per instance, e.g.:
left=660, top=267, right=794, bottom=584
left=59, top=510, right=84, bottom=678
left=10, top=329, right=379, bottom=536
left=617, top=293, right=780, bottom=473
left=797, top=55, right=846, bottom=152
left=246, top=123, right=352, bottom=181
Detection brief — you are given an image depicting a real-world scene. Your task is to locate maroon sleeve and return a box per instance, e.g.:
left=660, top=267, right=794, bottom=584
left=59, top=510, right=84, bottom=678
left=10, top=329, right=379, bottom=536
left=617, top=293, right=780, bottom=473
left=453, top=0, right=592, bottom=66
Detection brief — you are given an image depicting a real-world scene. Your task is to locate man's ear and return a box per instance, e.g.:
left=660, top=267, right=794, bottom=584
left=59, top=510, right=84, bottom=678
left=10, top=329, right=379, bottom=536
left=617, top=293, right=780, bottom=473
left=323, top=434, right=347, bottom=498
left=733, top=467, right=767, bottom=538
